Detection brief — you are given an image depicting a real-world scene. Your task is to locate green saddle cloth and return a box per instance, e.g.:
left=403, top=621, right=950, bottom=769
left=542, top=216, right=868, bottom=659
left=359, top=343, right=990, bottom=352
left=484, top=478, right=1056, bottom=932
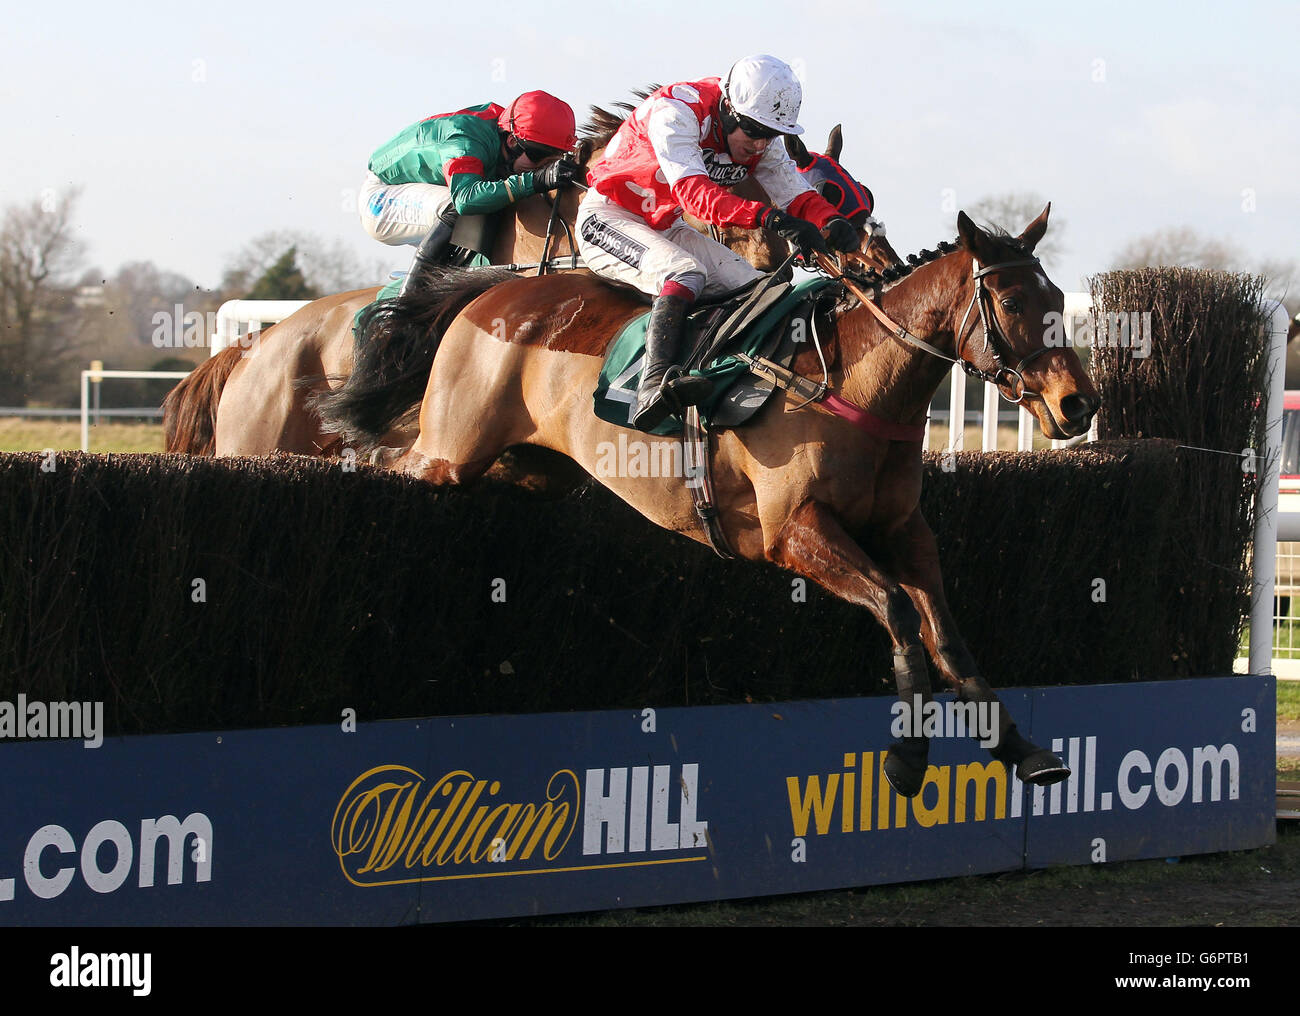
left=593, top=276, right=836, bottom=435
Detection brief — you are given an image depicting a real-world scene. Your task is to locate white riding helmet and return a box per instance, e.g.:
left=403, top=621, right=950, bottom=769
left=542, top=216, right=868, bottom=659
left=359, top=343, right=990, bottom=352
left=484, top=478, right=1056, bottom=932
left=722, top=54, right=804, bottom=136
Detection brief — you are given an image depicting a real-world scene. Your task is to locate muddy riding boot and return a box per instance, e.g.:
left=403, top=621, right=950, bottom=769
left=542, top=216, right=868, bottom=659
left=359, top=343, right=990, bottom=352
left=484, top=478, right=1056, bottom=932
left=398, top=212, right=458, bottom=298
left=631, top=293, right=712, bottom=431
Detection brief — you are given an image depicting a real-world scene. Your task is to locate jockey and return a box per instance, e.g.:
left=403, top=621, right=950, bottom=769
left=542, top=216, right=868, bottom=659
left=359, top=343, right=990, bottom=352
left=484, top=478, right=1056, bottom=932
left=359, top=91, right=582, bottom=294
left=577, top=55, right=861, bottom=431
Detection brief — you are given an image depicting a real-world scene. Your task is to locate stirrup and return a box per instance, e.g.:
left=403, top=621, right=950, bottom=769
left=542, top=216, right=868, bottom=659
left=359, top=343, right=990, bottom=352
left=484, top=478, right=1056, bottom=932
left=663, top=366, right=712, bottom=406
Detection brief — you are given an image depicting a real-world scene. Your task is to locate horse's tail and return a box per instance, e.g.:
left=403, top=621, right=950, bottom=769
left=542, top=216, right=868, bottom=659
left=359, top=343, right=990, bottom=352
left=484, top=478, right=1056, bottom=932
left=161, top=342, right=248, bottom=454
left=311, top=265, right=517, bottom=449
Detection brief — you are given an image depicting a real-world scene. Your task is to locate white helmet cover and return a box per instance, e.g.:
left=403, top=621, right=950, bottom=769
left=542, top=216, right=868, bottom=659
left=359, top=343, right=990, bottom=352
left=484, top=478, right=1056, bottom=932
left=723, top=54, right=804, bottom=136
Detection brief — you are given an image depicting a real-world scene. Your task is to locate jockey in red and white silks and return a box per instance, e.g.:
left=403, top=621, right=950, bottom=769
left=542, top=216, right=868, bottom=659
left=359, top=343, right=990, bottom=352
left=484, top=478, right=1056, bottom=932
left=577, top=55, right=859, bottom=431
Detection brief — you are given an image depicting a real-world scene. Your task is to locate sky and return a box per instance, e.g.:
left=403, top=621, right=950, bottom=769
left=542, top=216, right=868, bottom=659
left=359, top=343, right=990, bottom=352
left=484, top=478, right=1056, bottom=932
left=2, top=0, right=1296, bottom=297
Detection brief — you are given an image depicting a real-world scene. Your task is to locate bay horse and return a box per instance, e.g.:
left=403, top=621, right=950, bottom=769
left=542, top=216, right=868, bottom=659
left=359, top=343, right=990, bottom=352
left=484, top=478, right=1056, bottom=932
left=313, top=204, right=1100, bottom=795
left=163, top=109, right=896, bottom=458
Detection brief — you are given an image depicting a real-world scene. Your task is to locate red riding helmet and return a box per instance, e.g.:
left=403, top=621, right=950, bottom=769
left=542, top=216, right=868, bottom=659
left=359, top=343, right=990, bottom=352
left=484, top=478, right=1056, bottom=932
left=498, top=91, right=578, bottom=153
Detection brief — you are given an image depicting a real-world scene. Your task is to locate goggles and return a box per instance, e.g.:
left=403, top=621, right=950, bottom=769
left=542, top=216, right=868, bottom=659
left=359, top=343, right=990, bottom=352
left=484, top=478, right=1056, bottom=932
left=721, top=99, right=783, bottom=141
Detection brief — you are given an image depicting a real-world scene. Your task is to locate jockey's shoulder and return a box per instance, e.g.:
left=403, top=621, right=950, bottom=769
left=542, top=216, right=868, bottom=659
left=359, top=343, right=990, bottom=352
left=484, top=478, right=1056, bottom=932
left=646, top=78, right=724, bottom=114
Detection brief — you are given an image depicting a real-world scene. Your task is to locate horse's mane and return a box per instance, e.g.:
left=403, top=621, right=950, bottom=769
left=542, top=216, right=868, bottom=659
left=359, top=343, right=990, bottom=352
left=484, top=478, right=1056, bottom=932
left=581, top=85, right=661, bottom=148
left=861, top=226, right=1031, bottom=291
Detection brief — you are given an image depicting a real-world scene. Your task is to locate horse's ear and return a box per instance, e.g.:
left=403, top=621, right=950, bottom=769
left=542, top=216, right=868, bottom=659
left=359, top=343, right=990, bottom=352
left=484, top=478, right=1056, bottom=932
left=1018, top=202, right=1051, bottom=253
left=957, top=210, right=995, bottom=261
left=826, top=124, right=843, bottom=161
left=575, top=138, right=593, bottom=166
left=784, top=134, right=814, bottom=169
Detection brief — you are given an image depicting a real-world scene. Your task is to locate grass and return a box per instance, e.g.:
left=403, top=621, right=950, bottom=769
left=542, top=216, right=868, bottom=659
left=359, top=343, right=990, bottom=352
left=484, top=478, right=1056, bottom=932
left=1280, top=683, right=1300, bottom=724
left=0, top=418, right=165, bottom=453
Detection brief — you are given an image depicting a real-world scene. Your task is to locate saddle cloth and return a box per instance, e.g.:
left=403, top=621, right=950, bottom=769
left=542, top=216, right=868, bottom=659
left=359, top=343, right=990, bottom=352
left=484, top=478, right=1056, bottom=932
left=592, top=275, right=838, bottom=435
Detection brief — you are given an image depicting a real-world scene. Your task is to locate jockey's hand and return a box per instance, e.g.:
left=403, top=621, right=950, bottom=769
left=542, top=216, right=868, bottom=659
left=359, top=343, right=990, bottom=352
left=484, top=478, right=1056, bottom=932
left=864, top=215, right=887, bottom=238
left=760, top=208, right=829, bottom=259
left=532, top=157, right=582, bottom=193
left=823, top=217, right=859, bottom=254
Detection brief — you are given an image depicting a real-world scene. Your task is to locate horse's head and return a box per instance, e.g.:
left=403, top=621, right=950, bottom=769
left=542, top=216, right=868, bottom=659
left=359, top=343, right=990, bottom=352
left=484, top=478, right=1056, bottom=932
left=786, top=127, right=902, bottom=272
left=954, top=205, right=1100, bottom=439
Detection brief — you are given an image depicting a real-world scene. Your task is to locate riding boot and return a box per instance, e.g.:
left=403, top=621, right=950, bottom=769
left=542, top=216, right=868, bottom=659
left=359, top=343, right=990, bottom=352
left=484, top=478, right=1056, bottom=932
left=631, top=293, right=713, bottom=431
left=398, top=212, right=458, bottom=298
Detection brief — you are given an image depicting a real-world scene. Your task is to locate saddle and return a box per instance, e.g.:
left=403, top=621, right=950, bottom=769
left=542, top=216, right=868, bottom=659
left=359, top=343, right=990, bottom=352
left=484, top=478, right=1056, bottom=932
left=592, top=273, right=841, bottom=435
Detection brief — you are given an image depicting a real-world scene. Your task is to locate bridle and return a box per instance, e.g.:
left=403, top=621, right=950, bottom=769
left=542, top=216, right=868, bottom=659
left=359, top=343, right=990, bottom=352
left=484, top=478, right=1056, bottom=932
left=953, top=257, right=1054, bottom=404
left=817, top=251, right=1053, bottom=405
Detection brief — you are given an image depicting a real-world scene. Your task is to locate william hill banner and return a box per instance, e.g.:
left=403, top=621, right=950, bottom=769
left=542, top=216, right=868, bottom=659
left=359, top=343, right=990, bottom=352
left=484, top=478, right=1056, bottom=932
left=0, top=677, right=1275, bottom=925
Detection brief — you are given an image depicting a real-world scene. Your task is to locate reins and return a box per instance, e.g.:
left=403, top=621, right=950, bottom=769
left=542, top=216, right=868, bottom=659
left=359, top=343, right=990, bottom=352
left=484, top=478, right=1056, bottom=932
left=811, top=250, right=1051, bottom=405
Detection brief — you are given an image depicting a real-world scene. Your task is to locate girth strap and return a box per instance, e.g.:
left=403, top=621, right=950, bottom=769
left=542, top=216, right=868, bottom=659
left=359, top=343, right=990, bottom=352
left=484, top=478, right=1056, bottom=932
left=684, top=406, right=734, bottom=559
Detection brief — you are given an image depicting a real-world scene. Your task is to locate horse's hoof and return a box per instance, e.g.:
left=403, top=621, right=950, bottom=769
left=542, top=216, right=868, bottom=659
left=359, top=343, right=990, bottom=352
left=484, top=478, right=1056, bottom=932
left=884, top=740, right=928, bottom=798
left=1016, top=750, right=1070, bottom=786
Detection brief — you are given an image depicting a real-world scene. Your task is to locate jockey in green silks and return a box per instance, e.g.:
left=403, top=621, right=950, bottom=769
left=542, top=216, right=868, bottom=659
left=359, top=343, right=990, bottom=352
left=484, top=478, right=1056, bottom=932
left=358, top=91, right=581, bottom=294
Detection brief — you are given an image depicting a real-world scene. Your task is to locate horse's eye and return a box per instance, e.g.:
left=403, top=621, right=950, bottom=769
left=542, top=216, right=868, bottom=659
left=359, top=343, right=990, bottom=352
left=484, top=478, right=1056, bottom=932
left=1001, top=298, right=1022, bottom=314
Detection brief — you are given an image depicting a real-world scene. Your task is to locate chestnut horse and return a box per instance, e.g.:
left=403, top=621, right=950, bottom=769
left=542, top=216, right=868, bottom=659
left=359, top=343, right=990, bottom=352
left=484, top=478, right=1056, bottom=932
left=163, top=117, right=896, bottom=458
left=314, top=204, right=1099, bottom=795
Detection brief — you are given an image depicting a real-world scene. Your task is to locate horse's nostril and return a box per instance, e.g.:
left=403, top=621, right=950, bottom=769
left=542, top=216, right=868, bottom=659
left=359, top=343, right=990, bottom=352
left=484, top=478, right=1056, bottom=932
left=1060, top=393, right=1097, bottom=423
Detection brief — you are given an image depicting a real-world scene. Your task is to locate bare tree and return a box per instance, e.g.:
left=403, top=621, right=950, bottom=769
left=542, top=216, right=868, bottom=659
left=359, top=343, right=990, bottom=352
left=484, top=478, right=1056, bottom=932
left=1111, top=227, right=1246, bottom=273
left=1112, top=227, right=1297, bottom=318
left=966, top=192, right=1066, bottom=266
left=221, top=230, right=389, bottom=296
left=0, top=188, right=87, bottom=403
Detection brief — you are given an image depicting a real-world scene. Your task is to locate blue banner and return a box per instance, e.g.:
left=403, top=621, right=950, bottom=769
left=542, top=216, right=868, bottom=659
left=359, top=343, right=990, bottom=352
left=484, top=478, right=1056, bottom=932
left=0, top=676, right=1274, bottom=925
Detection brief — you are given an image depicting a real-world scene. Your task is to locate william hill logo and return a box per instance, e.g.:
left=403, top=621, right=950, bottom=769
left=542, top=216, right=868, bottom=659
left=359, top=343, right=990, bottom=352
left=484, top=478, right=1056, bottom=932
left=332, top=763, right=709, bottom=886
left=332, top=765, right=580, bottom=885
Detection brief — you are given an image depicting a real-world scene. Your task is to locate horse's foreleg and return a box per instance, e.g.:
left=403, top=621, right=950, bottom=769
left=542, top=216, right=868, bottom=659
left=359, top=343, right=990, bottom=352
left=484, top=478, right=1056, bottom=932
left=879, top=510, right=1069, bottom=787
left=769, top=499, right=932, bottom=797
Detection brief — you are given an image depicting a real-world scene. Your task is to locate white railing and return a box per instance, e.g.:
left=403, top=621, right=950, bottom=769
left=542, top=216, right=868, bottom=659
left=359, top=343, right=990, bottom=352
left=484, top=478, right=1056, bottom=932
left=79, top=369, right=192, bottom=451
left=210, top=300, right=310, bottom=356
left=923, top=291, right=1095, bottom=452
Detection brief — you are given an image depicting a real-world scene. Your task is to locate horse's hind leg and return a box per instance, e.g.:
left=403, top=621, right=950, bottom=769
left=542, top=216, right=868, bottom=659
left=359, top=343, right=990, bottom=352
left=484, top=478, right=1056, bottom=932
left=769, top=499, right=934, bottom=797
left=878, top=510, right=1068, bottom=786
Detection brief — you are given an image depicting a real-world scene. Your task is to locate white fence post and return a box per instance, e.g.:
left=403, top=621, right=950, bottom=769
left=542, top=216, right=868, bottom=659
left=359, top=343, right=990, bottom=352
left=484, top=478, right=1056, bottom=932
left=1249, top=299, right=1291, bottom=676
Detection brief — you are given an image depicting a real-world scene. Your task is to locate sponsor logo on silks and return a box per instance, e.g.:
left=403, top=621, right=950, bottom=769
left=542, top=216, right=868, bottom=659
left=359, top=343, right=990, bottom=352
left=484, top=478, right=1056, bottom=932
left=580, top=217, right=648, bottom=268
left=367, top=192, right=388, bottom=216
left=331, top=762, right=709, bottom=886
left=701, top=149, right=750, bottom=187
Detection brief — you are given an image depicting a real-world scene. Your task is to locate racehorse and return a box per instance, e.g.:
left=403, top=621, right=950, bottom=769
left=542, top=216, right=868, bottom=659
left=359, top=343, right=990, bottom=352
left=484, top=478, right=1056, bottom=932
left=163, top=109, right=896, bottom=458
left=313, top=203, right=1100, bottom=795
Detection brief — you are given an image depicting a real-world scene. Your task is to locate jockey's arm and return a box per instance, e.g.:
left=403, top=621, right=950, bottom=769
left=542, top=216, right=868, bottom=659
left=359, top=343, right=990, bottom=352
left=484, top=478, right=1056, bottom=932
left=443, top=156, right=540, bottom=215
left=645, top=96, right=769, bottom=229
left=750, top=145, right=841, bottom=228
